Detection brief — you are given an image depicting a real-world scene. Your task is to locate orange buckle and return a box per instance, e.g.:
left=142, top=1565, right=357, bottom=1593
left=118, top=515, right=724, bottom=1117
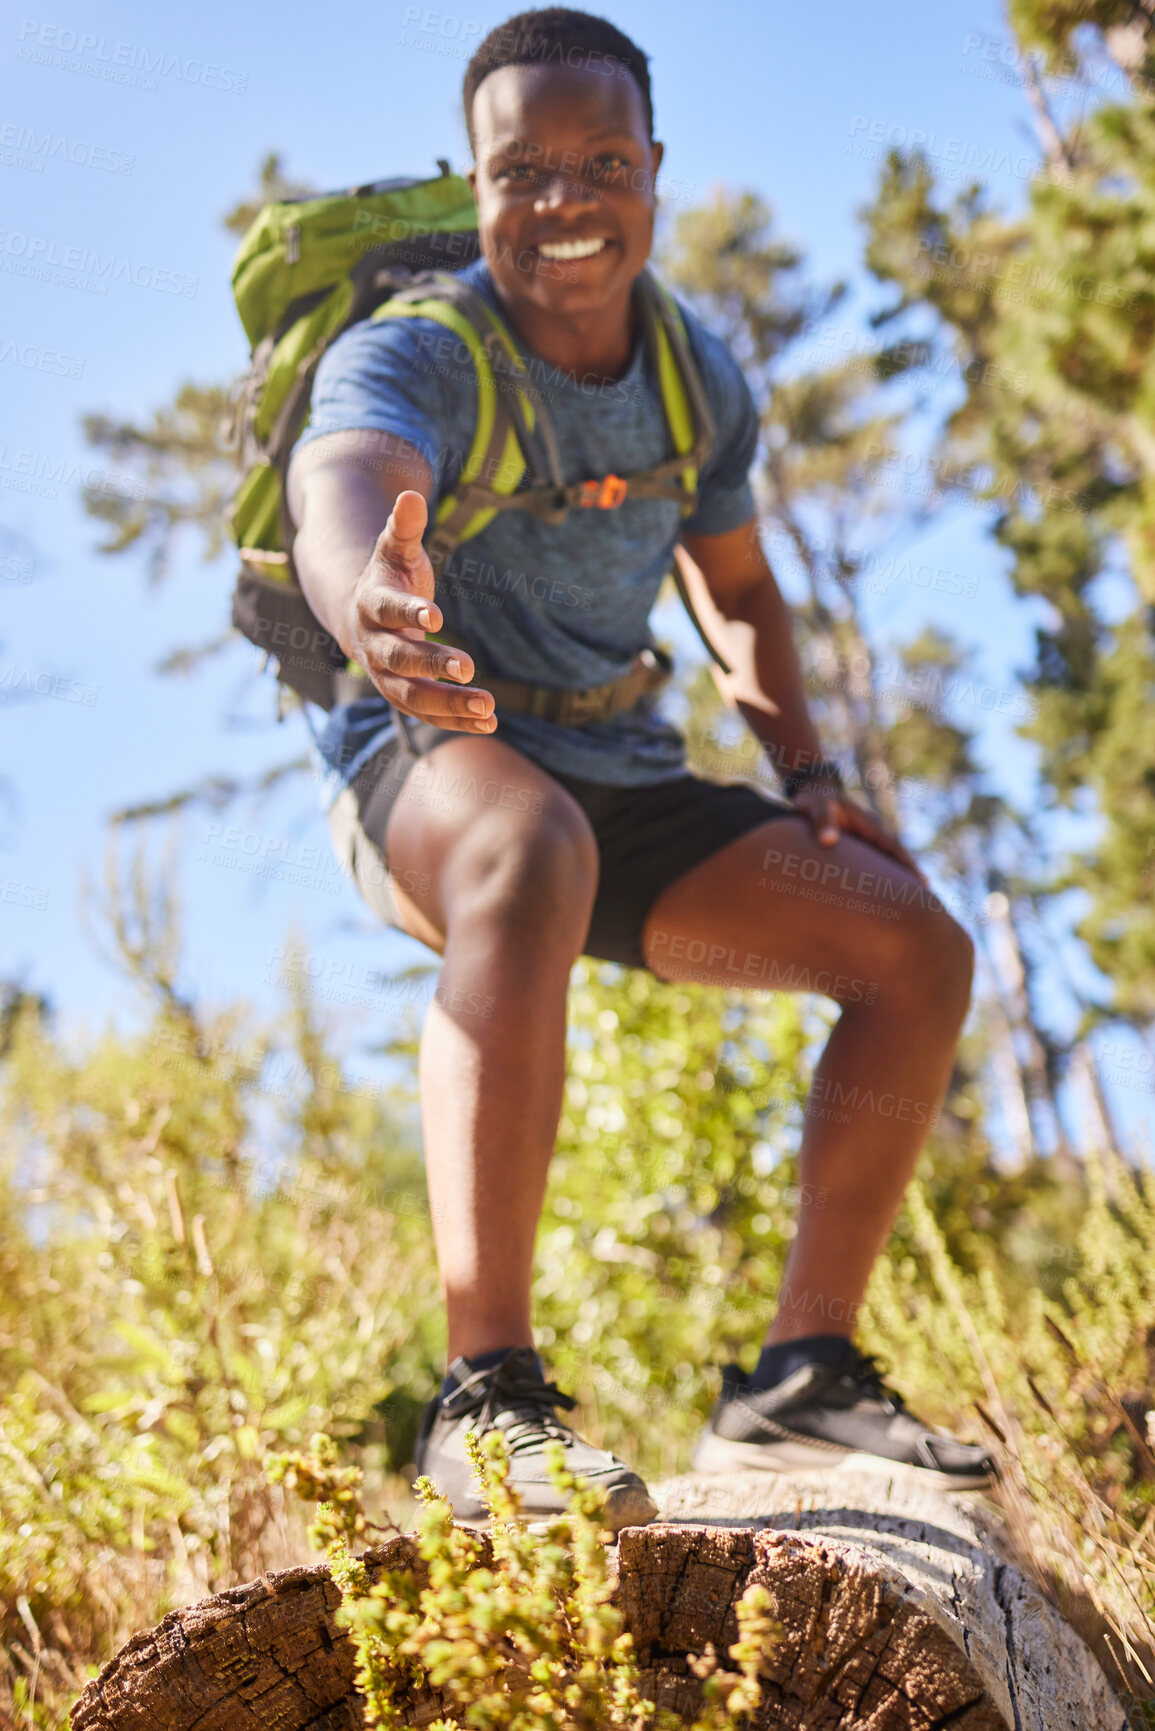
left=579, top=473, right=628, bottom=509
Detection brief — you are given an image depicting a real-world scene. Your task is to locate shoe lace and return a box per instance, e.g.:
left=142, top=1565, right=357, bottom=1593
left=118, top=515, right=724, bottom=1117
left=843, top=1352, right=907, bottom=1415
left=442, top=1357, right=579, bottom=1455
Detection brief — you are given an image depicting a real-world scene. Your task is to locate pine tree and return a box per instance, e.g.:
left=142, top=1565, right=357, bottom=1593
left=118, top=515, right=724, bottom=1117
left=860, top=4, right=1155, bottom=1018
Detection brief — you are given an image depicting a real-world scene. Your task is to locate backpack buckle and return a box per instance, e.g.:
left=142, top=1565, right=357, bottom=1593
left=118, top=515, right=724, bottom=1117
left=579, top=474, right=628, bottom=509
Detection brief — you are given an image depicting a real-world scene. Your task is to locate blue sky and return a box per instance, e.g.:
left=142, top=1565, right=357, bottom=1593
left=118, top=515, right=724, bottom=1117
left=3, top=0, right=1147, bottom=1149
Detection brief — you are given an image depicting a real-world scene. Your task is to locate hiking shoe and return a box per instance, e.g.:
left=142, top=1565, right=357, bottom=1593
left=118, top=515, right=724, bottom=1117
left=413, top=1347, right=658, bottom=1532
left=691, top=1345, right=996, bottom=1491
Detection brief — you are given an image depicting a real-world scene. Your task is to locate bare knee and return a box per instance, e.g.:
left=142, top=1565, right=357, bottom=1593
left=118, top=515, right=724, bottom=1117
left=444, top=792, right=598, bottom=954
left=882, top=895, right=975, bottom=1019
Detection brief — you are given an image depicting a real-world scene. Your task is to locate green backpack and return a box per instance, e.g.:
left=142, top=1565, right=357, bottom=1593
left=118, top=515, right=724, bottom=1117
left=228, top=161, right=728, bottom=717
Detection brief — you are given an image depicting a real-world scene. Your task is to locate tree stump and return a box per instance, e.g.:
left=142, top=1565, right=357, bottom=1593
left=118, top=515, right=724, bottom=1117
left=70, top=1471, right=1127, bottom=1731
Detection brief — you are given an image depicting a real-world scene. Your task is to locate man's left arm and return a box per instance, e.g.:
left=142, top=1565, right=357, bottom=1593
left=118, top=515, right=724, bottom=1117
left=677, top=520, right=923, bottom=875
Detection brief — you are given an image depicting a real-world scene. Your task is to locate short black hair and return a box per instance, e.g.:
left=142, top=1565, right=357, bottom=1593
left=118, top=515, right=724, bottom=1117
left=463, top=8, right=654, bottom=153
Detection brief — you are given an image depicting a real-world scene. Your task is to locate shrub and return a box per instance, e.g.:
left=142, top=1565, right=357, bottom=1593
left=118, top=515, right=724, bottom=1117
left=271, top=1428, right=780, bottom=1729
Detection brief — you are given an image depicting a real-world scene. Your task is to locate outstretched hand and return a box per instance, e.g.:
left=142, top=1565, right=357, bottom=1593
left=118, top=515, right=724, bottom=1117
left=344, top=490, right=496, bottom=733
left=792, top=788, right=927, bottom=882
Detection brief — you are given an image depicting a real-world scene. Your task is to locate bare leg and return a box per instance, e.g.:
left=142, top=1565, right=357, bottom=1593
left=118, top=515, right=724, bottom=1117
left=383, top=736, right=599, bottom=1361
left=642, top=815, right=974, bottom=1345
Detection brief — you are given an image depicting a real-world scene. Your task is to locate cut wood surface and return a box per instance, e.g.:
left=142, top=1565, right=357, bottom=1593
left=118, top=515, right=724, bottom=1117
left=70, top=1470, right=1127, bottom=1731
left=649, top=1470, right=1127, bottom=1730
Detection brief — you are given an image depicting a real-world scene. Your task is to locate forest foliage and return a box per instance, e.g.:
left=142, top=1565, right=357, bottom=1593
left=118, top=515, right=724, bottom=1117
left=3, top=850, right=1154, bottom=1725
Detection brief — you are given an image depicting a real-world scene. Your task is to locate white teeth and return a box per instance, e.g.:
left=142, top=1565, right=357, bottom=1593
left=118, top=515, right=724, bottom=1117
left=537, top=237, right=607, bottom=260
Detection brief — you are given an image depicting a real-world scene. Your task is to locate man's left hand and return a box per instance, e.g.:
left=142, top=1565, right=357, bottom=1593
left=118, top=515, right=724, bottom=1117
left=792, top=789, right=927, bottom=882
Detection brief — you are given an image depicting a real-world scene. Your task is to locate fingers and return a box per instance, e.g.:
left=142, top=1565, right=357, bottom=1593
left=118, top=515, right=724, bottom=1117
left=836, top=803, right=926, bottom=880
left=385, top=672, right=498, bottom=732
left=359, top=627, right=476, bottom=688
left=369, top=490, right=441, bottom=628
left=793, top=793, right=926, bottom=878
left=796, top=791, right=841, bottom=846
left=361, top=647, right=497, bottom=729
left=352, top=616, right=498, bottom=729
left=339, top=495, right=499, bottom=731
left=378, top=488, right=429, bottom=563
left=349, top=496, right=495, bottom=726
left=358, top=587, right=438, bottom=635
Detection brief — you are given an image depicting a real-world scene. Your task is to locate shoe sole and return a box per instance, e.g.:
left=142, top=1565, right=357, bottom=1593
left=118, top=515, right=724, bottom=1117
left=450, top=1483, right=659, bottom=1537
left=690, top=1431, right=993, bottom=1492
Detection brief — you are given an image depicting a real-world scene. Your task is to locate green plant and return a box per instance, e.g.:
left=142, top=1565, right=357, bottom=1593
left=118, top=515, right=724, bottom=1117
left=272, top=1428, right=779, bottom=1730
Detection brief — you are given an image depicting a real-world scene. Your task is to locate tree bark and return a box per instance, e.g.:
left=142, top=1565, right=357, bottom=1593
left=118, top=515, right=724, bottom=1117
left=70, top=1471, right=1126, bottom=1731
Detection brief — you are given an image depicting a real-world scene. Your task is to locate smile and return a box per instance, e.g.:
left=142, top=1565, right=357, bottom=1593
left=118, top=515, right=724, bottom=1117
left=536, top=237, right=609, bottom=261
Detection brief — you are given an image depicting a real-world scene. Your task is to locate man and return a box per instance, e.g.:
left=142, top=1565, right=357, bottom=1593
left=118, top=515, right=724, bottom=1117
left=287, top=6, right=992, bottom=1531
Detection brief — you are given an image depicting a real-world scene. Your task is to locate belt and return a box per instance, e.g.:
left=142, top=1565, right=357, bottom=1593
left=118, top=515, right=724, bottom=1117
left=476, top=645, right=672, bottom=725
left=333, top=643, right=673, bottom=725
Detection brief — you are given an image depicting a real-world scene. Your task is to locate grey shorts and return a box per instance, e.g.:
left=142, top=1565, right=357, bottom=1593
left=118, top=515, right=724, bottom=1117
left=326, top=720, right=797, bottom=970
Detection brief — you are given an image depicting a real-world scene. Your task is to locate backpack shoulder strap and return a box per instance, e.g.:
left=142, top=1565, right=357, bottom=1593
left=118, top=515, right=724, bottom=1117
left=630, top=270, right=717, bottom=504
left=371, top=272, right=568, bottom=573
left=633, top=272, right=734, bottom=674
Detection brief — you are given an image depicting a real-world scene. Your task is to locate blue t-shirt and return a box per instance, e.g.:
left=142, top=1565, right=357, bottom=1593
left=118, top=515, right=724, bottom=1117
left=293, top=256, right=758, bottom=807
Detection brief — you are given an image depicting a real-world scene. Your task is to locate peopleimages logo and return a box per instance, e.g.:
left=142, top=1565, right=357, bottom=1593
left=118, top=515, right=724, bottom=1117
left=0, top=664, right=98, bottom=705
left=0, top=231, right=198, bottom=297
left=14, top=21, right=248, bottom=93
left=0, top=334, right=84, bottom=377
left=0, top=445, right=146, bottom=501
left=0, top=121, right=135, bottom=174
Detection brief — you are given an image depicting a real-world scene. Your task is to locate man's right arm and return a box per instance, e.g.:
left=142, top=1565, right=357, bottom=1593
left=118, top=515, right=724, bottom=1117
left=287, top=429, right=496, bottom=732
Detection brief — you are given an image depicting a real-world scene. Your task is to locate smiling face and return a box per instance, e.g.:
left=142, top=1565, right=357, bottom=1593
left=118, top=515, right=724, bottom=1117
left=467, top=60, right=664, bottom=330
